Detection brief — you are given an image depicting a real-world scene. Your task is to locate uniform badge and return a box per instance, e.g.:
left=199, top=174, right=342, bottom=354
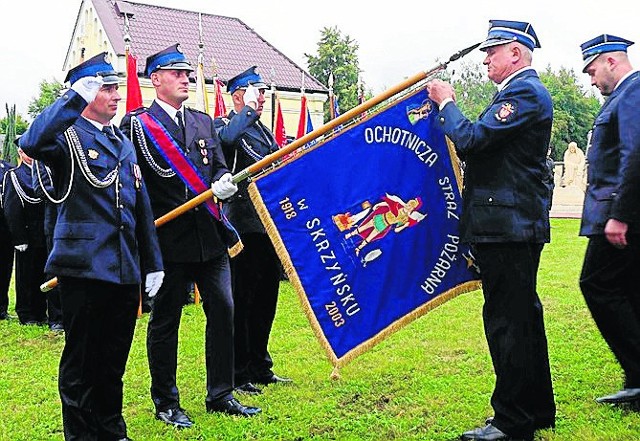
left=495, top=102, right=516, bottom=122
left=87, top=149, right=100, bottom=160
left=131, top=163, right=142, bottom=190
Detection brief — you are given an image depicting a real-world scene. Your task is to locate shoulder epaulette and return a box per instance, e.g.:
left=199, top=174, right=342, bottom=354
left=128, top=107, right=149, bottom=117
left=186, top=106, right=209, bottom=116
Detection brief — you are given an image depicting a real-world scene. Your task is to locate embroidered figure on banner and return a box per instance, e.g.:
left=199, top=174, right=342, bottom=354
left=332, top=194, right=427, bottom=264
left=406, top=99, right=433, bottom=125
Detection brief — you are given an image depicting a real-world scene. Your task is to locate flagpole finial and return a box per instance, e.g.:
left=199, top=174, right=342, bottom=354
left=328, top=73, right=334, bottom=92
left=197, top=13, right=205, bottom=64
left=123, top=14, right=132, bottom=50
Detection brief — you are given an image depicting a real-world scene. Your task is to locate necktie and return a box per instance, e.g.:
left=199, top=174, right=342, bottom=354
left=175, top=110, right=185, bottom=143
left=102, top=126, right=120, bottom=144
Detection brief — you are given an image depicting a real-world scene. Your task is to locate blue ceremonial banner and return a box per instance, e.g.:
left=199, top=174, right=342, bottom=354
left=248, top=88, right=481, bottom=367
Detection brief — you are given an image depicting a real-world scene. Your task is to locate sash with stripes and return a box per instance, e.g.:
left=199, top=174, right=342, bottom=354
left=136, top=112, right=242, bottom=256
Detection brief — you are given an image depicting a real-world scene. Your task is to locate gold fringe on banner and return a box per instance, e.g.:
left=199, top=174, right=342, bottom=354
left=245, top=85, right=482, bottom=371
left=446, top=137, right=465, bottom=194
left=248, top=183, right=481, bottom=371
left=227, top=240, right=244, bottom=258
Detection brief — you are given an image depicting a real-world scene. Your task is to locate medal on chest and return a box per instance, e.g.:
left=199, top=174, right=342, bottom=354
left=131, top=163, right=142, bottom=190
left=198, top=139, right=209, bottom=165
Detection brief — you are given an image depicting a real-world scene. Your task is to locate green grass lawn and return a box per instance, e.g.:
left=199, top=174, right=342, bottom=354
left=1, top=218, right=638, bottom=440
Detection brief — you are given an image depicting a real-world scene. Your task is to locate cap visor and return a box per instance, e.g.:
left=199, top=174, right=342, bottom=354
left=158, top=62, right=194, bottom=72
left=478, top=38, right=510, bottom=51
left=582, top=54, right=599, bottom=72
left=101, top=74, right=120, bottom=85
left=249, top=81, right=268, bottom=89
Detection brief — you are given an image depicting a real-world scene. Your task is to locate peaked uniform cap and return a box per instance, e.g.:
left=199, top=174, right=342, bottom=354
left=226, top=66, right=267, bottom=94
left=145, top=43, right=194, bottom=77
left=581, top=34, right=635, bottom=71
left=65, top=52, right=119, bottom=86
left=479, top=20, right=541, bottom=51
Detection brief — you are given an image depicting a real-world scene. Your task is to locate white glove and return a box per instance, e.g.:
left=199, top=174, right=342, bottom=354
left=15, top=244, right=28, bottom=252
left=243, top=84, right=260, bottom=107
left=71, top=76, right=104, bottom=103
left=211, top=173, right=238, bottom=200
left=145, top=271, right=165, bottom=298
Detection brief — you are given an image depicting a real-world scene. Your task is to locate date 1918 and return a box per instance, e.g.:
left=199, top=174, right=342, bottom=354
left=279, top=196, right=297, bottom=220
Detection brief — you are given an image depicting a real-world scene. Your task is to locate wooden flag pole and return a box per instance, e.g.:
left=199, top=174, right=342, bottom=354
left=40, top=42, right=480, bottom=293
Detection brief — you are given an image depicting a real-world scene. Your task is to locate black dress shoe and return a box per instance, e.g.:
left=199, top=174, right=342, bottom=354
left=22, top=320, right=46, bottom=326
left=49, top=323, right=64, bottom=332
left=206, top=397, right=261, bottom=417
left=461, top=424, right=530, bottom=441
left=485, top=417, right=554, bottom=431
left=254, top=373, right=293, bottom=385
left=235, top=382, right=262, bottom=395
left=155, top=407, right=193, bottom=428
left=596, top=388, right=640, bottom=404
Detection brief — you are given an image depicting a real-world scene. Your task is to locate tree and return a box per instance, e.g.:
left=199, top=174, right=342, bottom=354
left=539, top=66, right=600, bottom=160
left=1, top=104, right=20, bottom=164
left=0, top=109, right=28, bottom=135
left=28, top=78, right=64, bottom=119
left=444, top=61, right=600, bottom=161
left=305, top=26, right=361, bottom=121
left=450, top=61, right=496, bottom=118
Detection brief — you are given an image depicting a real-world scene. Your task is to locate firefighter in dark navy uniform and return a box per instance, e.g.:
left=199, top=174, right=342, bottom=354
left=19, top=52, right=164, bottom=441
left=214, top=66, right=292, bottom=394
left=120, top=43, right=260, bottom=429
left=2, top=148, right=48, bottom=325
left=0, top=159, right=15, bottom=320
left=578, top=34, right=640, bottom=406
left=32, top=158, right=64, bottom=331
left=427, top=20, right=555, bottom=441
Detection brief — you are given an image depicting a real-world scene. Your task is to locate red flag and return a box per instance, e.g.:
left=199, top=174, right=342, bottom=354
left=274, top=94, right=287, bottom=147
left=214, top=78, right=227, bottom=118
left=296, top=95, right=314, bottom=138
left=126, top=52, right=143, bottom=112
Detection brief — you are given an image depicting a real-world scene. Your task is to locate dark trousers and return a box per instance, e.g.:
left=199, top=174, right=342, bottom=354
left=231, top=233, right=281, bottom=384
left=58, top=277, right=139, bottom=441
left=47, top=282, right=64, bottom=325
left=0, top=235, right=13, bottom=315
left=580, top=235, right=640, bottom=387
left=15, top=245, right=47, bottom=323
left=474, top=242, right=555, bottom=439
left=147, top=254, right=234, bottom=411
left=45, top=234, right=63, bottom=325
